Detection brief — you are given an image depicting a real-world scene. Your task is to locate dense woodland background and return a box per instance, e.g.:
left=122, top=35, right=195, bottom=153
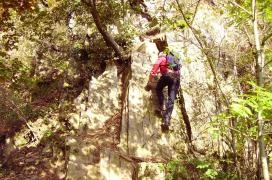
left=0, top=0, right=272, bottom=179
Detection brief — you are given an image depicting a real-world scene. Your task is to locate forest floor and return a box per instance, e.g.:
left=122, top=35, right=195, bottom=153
left=0, top=113, right=121, bottom=179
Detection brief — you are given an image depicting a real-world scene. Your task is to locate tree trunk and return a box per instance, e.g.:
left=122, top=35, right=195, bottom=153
left=83, top=0, right=132, bottom=108
left=83, top=0, right=124, bottom=59
left=177, top=89, right=192, bottom=142
left=252, top=0, right=270, bottom=179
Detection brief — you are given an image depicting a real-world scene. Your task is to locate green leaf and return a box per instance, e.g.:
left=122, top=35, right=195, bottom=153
left=205, top=169, right=218, bottom=179
left=230, top=103, right=252, bottom=117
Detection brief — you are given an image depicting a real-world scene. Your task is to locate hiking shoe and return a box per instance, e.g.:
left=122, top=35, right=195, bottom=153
left=144, top=84, right=152, bottom=91
left=164, top=117, right=170, bottom=126
left=154, top=109, right=162, bottom=117
left=155, top=112, right=162, bottom=118
left=161, top=123, right=169, bottom=132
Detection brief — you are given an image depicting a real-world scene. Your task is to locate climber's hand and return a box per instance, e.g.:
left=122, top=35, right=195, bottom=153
left=144, top=82, right=152, bottom=91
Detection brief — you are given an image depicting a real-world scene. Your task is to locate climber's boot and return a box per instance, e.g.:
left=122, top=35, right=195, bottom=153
left=161, top=123, right=169, bottom=132
left=164, top=116, right=170, bottom=127
left=154, top=109, right=162, bottom=117
left=154, top=105, right=165, bottom=118
left=161, top=116, right=170, bottom=132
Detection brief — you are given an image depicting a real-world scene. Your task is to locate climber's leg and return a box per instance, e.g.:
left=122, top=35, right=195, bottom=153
left=156, top=75, right=167, bottom=113
left=163, top=77, right=180, bottom=126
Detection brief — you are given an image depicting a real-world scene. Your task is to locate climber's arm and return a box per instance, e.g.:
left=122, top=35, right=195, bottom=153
left=145, top=58, right=162, bottom=91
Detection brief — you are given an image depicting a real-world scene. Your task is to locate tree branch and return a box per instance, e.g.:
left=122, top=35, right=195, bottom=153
left=242, top=26, right=253, bottom=48
left=229, top=1, right=252, bottom=16
left=83, top=0, right=124, bottom=59
left=175, top=0, right=229, bottom=105
left=190, top=0, right=201, bottom=25
left=0, top=87, right=39, bottom=142
left=40, top=0, right=48, bottom=7
left=261, top=32, right=272, bottom=46
left=264, top=59, right=272, bottom=67
left=110, top=149, right=168, bottom=163
left=129, top=0, right=153, bottom=21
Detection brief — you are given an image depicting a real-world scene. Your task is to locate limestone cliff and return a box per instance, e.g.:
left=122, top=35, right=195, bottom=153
left=64, top=30, right=216, bottom=178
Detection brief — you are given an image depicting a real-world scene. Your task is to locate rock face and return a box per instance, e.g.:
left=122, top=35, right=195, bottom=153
left=65, top=39, right=183, bottom=179
left=65, top=26, right=235, bottom=178
left=66, top=65, right=122, bottom=180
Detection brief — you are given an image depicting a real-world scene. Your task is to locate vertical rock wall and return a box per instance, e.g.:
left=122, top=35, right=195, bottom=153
left=65, top=39, right=186, bottom=179
left=118, top=40, right=183, bottom=178
left=66, top=65, right=122, bottom=180
left=65, top=29, right=233, bottom=178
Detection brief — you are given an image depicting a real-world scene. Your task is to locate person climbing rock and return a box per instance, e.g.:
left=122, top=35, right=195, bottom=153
left=145, top=51, right=181, bottom=131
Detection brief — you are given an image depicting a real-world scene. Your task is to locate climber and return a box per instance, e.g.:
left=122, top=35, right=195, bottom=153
left=145, top=51, right=181, bottom=130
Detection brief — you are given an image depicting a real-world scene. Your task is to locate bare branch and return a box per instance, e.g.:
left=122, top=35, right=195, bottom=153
left=264, top=59, right=272, bottom=67
left=261, top=32, right=272, bottom=46
left=110, top=149, right=168, bottom=163
left=242, top=26, right=253, bottom=48
left=40, top=0, right=48, bottom=7
left=0, top=87, right=39, bottom=142
left=229, top=1, right=252, bottom=16
left=190, top=0, right=202, bottom=25
left=175, top=0, right=229, bottom=105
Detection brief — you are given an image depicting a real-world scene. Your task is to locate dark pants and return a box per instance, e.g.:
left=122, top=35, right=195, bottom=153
left=156, top=73, right=180, bottom=125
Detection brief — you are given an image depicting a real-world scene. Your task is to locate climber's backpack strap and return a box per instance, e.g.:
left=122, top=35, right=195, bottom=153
left=166, top=52, right=181, bottom=71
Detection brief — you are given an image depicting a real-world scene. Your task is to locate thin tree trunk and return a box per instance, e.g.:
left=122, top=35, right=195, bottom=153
left=82, top=0, right=132, bottom=109
left=177, top=89, right=192, bottom=142
left=175, top=0, right=229, bottom=106
left=252, top=0, right=270, bottom=179
left=83, top=0, right=124, bottom=59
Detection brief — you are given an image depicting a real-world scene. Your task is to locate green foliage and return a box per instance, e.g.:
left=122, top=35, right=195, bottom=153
left=160, top=160, right=188, bottom=180
left=259, top=0, right=272, bottom=22
left=227, top=0, right=272, bottom=29
left=0, top=56, right=37, bottom=91
left=214, top=81, right=272, bottom=149
left=230, top=101, right=253, bottom=118
left=231, top=82, right=272, bottom=119
left=97, top=0, right=126, bottom=25
left=193, top=158, right=218, bottom=179
left=266, top=49, right=272, bottom=67
left=163, top=18, right=187, bottom=31
left=227, top=0, right=252, bottom=28
left=159, top=158, right=237, bottom=180
left=269, top=147, right=272, bottom=161
left=204, top=169, right=218, bottom=179
left=193, top=157, right=240, bottom=179
left=0, top=59, right=11, bottom=81
left=0, top=0, right=38, bottom=23
left=44, top=129, right=54, bottom=139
